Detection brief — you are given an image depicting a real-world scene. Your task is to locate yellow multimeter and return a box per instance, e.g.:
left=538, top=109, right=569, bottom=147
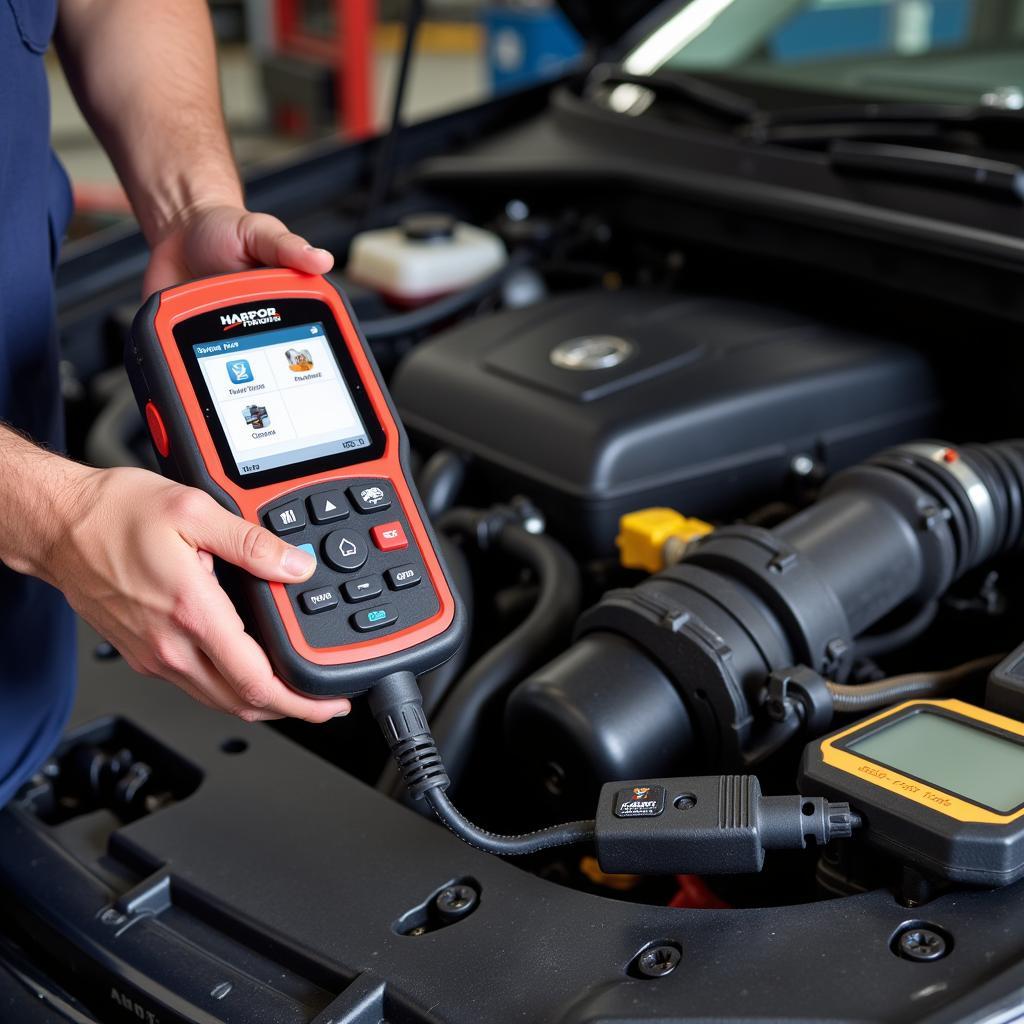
left=800, top=699, right=1024, bottom=886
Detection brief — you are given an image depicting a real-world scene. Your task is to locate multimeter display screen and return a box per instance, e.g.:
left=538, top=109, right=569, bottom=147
left=848, top=709, right=1024, bottom=813
left=192, top=321, right=370, bottom=478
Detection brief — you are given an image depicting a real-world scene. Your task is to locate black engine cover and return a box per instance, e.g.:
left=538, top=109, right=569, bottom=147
left=391, top=289, right=940, bottom=551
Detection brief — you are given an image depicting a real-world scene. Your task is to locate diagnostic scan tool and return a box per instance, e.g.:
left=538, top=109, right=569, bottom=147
left=127, top=269, right=463, bottom=697
left=801, top=698, right=1024, bottom=886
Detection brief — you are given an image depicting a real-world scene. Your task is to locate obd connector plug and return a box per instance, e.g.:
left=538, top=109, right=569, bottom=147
left=372, top=674, right=856, bottom=873
left=595, top=775, right=858, bottom=875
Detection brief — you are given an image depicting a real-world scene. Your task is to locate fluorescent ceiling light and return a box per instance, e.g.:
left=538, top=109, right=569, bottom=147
left=624, top=0, right=738, bottom=75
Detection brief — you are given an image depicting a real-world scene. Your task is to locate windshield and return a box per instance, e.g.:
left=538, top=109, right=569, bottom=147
left=622, top=0, right=1024, bottom=108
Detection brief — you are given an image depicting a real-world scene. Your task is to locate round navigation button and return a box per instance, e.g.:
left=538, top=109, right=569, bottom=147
left=322, top=530, right=369, bottom=572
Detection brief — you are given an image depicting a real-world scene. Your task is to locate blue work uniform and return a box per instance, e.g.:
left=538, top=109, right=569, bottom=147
left=0, top=0, right=77, bottom=806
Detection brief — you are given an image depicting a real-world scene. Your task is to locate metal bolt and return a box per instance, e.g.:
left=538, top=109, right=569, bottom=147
left=636, top=944, right=681, bottom=978
left=409, top=926, right=427, bottom=937
left=434, top=884, right=479, bottom=921
left=543, top=761, right=566, bottom=798
left=99, top=909, right=126, bottom=927
left=897, top=927, right=948, bottom=962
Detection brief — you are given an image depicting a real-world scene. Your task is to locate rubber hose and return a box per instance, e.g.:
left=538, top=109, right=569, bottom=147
left=827, top=654, right=1004, bottom=713
left=429, top=512, right=581, bottom=789
left=854, top=601, right=939, bottom=660
left=418, top=535, right=475, bottom=715
left=360, top=249, right=532, bottom=340
left=417, top=449, right=470, bottom=521
left=425, top=788, right=595, bottom=856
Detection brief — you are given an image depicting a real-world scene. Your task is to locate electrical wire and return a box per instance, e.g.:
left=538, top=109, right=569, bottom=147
left=369, top=671, right=595, bottom=857
left=424, top=788, right=595, bottom=856
left=827, top=653, right=1004, bottom=713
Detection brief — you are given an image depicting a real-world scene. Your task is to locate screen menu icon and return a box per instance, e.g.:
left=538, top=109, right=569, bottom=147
left=227, top=359, right=253, bottom=384
left=243, top=404, right=270, bottom=429
left=286, top=348, right=314, bottom=372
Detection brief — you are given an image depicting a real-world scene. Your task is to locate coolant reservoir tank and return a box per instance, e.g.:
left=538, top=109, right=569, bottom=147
left=347, top=213, right=507, bottom=307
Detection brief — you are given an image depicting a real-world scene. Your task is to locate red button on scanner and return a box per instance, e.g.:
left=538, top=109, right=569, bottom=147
left=145, top=401, right=170, bottom=458
left=371, top=521, right=408, bottom=552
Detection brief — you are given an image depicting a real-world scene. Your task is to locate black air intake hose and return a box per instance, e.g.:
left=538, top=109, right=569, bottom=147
left=506, top=440, right=1024, bottom=809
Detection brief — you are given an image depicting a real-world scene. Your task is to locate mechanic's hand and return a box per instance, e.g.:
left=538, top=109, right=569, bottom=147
left=142, top=201, right=334, bottom=297
left=45, top=465, right=351, bottom=723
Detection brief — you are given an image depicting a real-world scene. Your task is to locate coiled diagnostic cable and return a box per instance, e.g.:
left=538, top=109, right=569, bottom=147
left=369, top=671, right=597, bottom=855
left=369, top=670, right=857, bottom=869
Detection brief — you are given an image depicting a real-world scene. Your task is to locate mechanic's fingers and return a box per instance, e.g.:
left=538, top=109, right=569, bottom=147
left=142, top=633, right=285, bottom=722
left=238, top=212, right=334, bottom=274
left=190, top=578, right=352, bottom=722
left=176, top=675, right=285, bottom=723
left=177, top=490, right=315, bottom=583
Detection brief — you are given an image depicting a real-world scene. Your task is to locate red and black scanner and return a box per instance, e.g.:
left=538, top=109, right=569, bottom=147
left=127, top=268, right=464, bottom=697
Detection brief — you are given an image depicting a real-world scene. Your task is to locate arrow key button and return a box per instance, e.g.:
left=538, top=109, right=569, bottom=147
left=308, top=489, right=349, bottom=524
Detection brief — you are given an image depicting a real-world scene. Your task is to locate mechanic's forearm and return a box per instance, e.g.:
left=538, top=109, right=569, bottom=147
left=0, top=427, right=93, bottom=582
left=55, top=0, right=243, bottom=244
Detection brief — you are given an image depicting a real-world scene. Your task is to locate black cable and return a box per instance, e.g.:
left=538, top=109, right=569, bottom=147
left=365, top=0, right=424, bottom=220
left=369, top=671, right=594, bottom=856
left=425, top=788, right=595, bottom=856
left=376, top=535, right=474, bottom=797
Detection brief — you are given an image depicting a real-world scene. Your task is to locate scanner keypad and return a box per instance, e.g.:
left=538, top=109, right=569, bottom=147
left=261, top=478, right=439, bottom=648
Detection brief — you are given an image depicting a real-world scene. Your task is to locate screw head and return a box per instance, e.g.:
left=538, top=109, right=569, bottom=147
left=543, top=760, right=566, bottom=797
left=434, top=884, right=479, bottom=921
left=635, top=943, right=681, bottom=978
left=897, top=927, right=948, bottom=962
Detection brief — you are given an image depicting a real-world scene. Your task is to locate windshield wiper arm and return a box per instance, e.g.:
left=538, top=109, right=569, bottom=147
left=749, top=101, right=1024, bottom=149
left=587, top=64, right=761, bottom=124
left=828, top=139, right=1024, bottom=202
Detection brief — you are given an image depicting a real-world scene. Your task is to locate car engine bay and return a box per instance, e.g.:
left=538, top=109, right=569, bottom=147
left=5, top=75, right=1024, bottom=1023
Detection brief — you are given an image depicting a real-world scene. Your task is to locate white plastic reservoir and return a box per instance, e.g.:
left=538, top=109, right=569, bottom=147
left=347, top=213, right=507, bottom=306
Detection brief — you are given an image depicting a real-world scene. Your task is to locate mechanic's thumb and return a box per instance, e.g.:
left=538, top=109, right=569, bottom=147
left=193, top=507, right=316, bottom=583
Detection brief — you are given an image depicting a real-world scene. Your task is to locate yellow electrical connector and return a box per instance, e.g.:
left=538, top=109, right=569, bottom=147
left=616, top=508, right=714, bottom=573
